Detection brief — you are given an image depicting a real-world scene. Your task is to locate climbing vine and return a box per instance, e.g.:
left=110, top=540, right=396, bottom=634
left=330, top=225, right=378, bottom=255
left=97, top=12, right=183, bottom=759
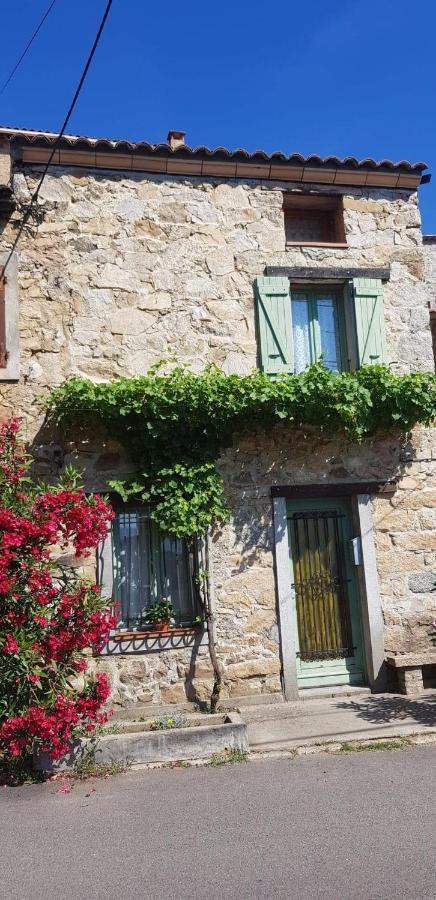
left=46, top=364, right=436, bottom=537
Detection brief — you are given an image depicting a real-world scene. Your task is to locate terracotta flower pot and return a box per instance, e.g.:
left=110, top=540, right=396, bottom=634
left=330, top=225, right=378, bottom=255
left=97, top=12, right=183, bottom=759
left=149, top=620, right=171, bottom=634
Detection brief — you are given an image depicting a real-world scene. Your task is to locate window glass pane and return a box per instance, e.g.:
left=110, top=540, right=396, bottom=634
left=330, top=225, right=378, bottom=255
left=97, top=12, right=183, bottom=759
left=112, top=509, right=195, bottom=628
left=316, top=295, right=341, bottom=371
left=292, top=297, right=312, bottom=373
left=162, top=536, right=193, bottom=621
left=112, top=511, right=150, bottom=629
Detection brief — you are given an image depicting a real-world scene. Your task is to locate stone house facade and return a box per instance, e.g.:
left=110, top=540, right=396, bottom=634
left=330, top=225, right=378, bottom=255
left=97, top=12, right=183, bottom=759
left=0, top=125, right=435, bottom=706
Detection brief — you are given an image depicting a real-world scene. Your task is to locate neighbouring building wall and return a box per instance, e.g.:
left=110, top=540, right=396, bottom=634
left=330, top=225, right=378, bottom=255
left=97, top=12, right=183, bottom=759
left=0, top=163, right=435, bottom=705
left=424, top=235, right=436, bottom=368
left=424, top=235, right=436, bottom=304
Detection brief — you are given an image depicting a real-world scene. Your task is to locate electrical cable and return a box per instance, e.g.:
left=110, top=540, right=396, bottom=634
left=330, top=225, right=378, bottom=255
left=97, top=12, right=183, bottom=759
left=0, top=0, right=58, bottom=99
left=1, top=0, right=114, bottom=280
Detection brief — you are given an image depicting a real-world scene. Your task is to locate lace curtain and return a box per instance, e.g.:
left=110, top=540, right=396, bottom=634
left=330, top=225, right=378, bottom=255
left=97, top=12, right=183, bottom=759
left=291, top=294, right=340, bottom=373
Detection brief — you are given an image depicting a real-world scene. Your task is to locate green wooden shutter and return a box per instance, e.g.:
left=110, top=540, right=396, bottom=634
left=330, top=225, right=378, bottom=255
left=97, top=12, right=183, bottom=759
left=254, top=276, right=293, bottom=374
left=351, top=277, right=387, bottom=366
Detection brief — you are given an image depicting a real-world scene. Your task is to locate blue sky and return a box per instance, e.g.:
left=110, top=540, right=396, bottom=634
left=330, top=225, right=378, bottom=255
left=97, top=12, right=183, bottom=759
left=1, top=0, right=436, bottom=229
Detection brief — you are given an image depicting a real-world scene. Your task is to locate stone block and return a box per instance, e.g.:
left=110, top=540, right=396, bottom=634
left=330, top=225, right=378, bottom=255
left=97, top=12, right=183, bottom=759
left=119, top=660, right=148, bottom=685
left=110, top=308, right=155, bottom=335
left=213, top=184, right=251, bottom=209
left=226, top=658, right=280, bottom=680
left=137, top=689, right=154, bottom=703
left=393, top=532, right=436, bottom=551
left=408, top=571, right=436, bottom=593
left=137, top=292, right=172, bottom=311
left=206, top=249, right=235, bottom=276
left=245, top=609, right=276, bottom=634
left=229, top=679, right=264, bottom=697
left=397, top=666, right=424, bottom=696
left=160, top=683, right=188, bottom=704
left=95, top=265, right=139, bottom=292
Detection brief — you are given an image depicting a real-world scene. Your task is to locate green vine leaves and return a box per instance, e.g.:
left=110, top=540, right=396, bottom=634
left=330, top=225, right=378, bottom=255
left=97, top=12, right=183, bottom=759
left=45, top=364, right=436, bottom=537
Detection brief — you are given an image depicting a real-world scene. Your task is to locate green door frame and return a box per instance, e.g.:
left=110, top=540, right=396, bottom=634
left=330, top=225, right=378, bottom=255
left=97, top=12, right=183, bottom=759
left=286, top=496, right=366, bottom=689
left=272, top=491, right=387, bottom=701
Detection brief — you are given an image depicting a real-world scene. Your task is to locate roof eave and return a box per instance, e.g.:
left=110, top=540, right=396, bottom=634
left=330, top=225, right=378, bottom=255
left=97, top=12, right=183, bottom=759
left=0, top=125, right=428, bottom=187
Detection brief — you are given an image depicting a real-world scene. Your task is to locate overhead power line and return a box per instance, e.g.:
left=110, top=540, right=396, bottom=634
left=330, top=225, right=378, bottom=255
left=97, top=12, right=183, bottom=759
left=0, top=0, right=58, bottom=99
left=1, top=0, right=114, bottom=281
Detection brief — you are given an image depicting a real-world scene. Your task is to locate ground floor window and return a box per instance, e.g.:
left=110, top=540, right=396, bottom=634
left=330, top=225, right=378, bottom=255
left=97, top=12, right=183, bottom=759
left=111, top=508, right=199, bottom=630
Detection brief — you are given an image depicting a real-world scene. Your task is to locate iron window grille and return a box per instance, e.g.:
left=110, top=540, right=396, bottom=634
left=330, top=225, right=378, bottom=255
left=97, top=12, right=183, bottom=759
left=111, top=508, right=201, bottom=631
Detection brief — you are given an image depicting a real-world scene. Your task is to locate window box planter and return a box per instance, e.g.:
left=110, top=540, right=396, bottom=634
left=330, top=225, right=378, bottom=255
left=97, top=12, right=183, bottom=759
left=111, top=624, right=203, bottom=642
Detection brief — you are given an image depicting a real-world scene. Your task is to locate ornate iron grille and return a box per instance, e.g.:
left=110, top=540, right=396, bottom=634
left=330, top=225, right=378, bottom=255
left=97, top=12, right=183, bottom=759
left=290, top=510, right=354, bottom=662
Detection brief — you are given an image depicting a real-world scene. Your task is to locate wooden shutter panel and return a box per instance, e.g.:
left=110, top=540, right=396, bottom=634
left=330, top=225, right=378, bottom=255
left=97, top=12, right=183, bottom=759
left=351, top=277, right=387, bottom=366
left=0, top=278, right=7, bottom=368
left=254, top=276, right=293, bottom=374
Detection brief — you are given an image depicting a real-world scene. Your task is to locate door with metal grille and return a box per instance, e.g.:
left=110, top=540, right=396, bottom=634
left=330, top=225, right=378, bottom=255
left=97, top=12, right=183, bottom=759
left=287, top=497, right=365, bottom=688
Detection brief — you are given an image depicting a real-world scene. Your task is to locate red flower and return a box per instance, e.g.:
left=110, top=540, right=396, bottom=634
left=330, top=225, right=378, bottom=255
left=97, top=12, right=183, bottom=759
left=3, top=634, right=19, bottom=654
left=0, top=418, right=115, bottom=763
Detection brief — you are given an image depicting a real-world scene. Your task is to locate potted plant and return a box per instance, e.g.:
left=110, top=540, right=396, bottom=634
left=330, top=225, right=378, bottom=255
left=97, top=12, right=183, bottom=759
left=142, top=599, right=175, bottom=633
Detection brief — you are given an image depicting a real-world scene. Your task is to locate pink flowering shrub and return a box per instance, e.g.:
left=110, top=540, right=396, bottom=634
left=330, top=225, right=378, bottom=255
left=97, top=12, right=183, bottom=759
left=0, top=418, right=116, bottom=763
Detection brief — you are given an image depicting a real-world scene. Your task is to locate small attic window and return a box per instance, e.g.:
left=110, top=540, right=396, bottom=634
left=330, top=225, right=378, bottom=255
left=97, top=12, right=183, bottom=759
left=283, top=194, right=346, bottom=247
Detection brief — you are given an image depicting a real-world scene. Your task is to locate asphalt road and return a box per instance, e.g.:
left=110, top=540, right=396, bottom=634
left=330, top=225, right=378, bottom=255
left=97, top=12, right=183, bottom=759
left=1, top=747, right=436, bottom=900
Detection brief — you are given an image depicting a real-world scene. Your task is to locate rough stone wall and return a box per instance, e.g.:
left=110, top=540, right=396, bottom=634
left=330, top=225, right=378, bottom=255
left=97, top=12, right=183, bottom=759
left=0, top=166, right=432, bottom=416
left=0, top=163, right=435, bottom=705
left=52, top=421, right=436, bottom=707
left=373, top=425, right=436, bottom=655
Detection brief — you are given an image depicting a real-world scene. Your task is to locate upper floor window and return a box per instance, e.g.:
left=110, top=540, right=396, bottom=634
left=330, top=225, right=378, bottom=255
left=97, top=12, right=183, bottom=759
left=111, top=508, right=198, bottom=631
left=283, top=194, right=346, bottom=248
left=254, top=276, right=387, bottom=376
left=292, top=290, right=345, bottom=373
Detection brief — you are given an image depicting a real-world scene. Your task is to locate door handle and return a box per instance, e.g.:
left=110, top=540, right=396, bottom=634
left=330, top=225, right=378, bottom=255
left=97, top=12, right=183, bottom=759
left=350, top=537, right=362, bottom=566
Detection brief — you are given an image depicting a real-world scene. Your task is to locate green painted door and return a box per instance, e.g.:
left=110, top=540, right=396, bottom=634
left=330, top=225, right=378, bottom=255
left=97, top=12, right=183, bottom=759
left=286, top=497, right=366, bottom=689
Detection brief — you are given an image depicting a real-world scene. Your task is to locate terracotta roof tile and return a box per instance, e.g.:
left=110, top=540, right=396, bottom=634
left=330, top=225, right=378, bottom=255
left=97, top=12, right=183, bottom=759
left=0, top=124, right=428, bottom=175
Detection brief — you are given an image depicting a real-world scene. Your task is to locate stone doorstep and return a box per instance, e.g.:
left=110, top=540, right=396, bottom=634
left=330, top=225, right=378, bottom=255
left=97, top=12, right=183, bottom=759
left=111, top=691, right=284, bottom=722
left=111, top=687, right=368, bottom=724
left=296, top=685, right=372, bottom=701
left=34, top=712, right=248, bottom=772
